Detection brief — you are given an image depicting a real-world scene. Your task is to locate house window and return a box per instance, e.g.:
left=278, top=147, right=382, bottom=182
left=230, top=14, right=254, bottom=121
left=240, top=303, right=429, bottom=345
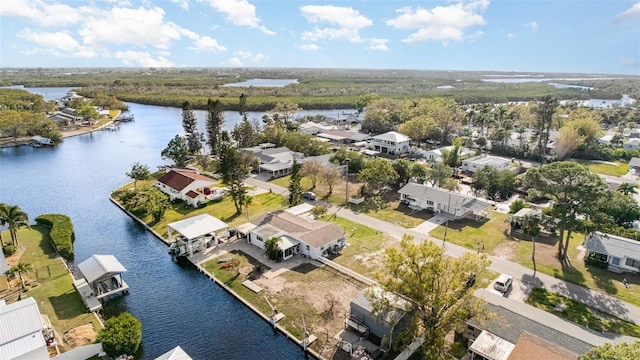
left=306, top=245, right=310, bottom=250
left=612, top=257, right=620, bottom=266
left=426, top=200, right=434, bottom=206
left=626, top=258, right=640, bottom=269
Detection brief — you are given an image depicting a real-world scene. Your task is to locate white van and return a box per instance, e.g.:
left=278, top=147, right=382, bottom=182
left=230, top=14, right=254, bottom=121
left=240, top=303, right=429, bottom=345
left=494, top=274, right=513, bottom=293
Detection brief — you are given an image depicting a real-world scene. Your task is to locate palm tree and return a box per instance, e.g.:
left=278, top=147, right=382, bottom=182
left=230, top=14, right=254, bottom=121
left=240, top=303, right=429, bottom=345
left=242, top=194, right=253, bottom=222
left=9, top=262, right=33, bottom=291
left=0, top=204, right=29, bottom=246
left=521, top=214, right=541, bottom=281
left=0, top=215, right=6, bottom=248
left=618, top=182, right=638, bottom=196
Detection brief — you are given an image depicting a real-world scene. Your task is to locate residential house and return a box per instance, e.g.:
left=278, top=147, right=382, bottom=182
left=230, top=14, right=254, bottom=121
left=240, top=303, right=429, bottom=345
left=298, top=122, right=337, bottom=135
left=243, top=146, right=304, bottom=179
left=597, top=134, right=614, bottom=146
left=155, top=168, right=220, bottom=207
left=629, top=128, right=640, bottom=139
left=167, top=214, right=229, bottom=257
left=422, top=145, right=473, bottom=163
left=465, top=289, right=636, bottom=360
left=75, top=254, right=128, bottom=311
left=584, top=231, right=640, bottom=273
left=316, top=130, right=370, bottom=146
left=629, top=157, right=640, bottom=174
left=461, top=155, right=510, bottom=173
left=48, top=110, right=80, bottom=125
left=155, top=346, right=193, bottom=360
left=369, top=131, right=411, bottom=156
left=0, top=297, right=52, bottom=360
left=246, top=211, right=346, bottom=260
left=398, top=183, right=491, bottom=219
left=624, top=138, right=640, bottom=150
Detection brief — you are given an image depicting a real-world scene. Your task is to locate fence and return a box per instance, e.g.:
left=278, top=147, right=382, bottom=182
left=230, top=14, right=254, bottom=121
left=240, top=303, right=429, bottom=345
left=315, top=256, right=375, bottom=286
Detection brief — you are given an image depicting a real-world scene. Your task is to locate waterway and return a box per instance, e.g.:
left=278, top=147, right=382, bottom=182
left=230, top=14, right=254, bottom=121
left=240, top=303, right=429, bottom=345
left=0, top=87, right=337, bottom=359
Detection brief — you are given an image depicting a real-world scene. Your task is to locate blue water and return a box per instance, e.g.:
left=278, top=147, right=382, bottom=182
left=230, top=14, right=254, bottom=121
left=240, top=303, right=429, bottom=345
left=0, top=89, right=311, bottom=359
left=223, top=79, right=299, bottom=87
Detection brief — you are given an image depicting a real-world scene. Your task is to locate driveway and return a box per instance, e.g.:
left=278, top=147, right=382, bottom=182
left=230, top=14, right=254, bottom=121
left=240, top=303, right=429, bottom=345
left=411, top=214, right=449, bottom=234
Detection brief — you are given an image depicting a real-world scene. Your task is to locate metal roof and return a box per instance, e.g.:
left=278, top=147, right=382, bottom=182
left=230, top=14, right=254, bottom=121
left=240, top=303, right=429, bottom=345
left=0, top=297, right=46, bottom=360
left=285, top=203, right=314, bottom=216
left=585, top=231, right=640, bottom=259
left=250, top=211, right=345, bottom=248
left=629, top=157, right=640, bottom=168
left=398, top=183, right=491, bottom=214
left=351, top=287, right=407, bottom=325
left=155, top=346, right=193, bottom=360
left=0, top=251, right=8, bottom=274
left=372, top=131, right=411, bottom=143
left=168, top=214, right=229, bottom=240
left=469, top=330, right=515, bottom=360
left=78, top=255, right=127, bottom=284
left=463, top=155, right=510, bottom=167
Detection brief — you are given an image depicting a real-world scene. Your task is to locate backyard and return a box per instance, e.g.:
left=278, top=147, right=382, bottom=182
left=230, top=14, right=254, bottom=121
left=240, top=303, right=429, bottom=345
left=1, top=227, right=100, bottom=352
left=586, top=161, right=629, bottom=177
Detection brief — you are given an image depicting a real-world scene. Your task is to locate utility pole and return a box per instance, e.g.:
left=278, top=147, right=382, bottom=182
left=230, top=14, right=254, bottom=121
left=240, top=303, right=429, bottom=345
left=344, top=158, right=351, bottom=206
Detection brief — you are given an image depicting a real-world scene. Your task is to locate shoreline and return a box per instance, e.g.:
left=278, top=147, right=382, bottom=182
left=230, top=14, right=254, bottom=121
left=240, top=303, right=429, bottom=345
left=108, top=194, right=323, bottom=360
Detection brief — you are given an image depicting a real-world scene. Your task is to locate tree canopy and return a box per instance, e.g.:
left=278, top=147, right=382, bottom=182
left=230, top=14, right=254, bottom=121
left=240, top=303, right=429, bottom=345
left=581, top=340, right=640, bottom=360
left=96, top=312, right=142, bottom=358
left=161, top=135, right=190, bottom=167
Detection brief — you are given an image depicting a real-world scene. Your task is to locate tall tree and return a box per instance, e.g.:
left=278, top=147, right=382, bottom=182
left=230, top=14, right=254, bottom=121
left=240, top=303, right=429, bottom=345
left=217, top=131, right=251, bottom=214
left=535, top=96, right=558, bottom=161
left=268, top=102, right=302, bottom=126
left=370, top=236, right=490, bottom=358
left=96, top=312, right=143, bottom=358
left=231, top=113, right=259, bottom=148
left=554, top=126, right=584, bottom=160
left=321, top=167, right=342, bottom=195
left=392, top=159, right=412, bottom=187
left=354, top=93, right=379, bottom=115
left=410, top=162, right=429, bottom=183
left=426, top=163, right=452, bottom=188
left=161, top=135, right=190, bottom=167
left=301, top=161, right=322, bottom=189
left=440, top=137, right=465, bottom=168
left=0, top=203, right=29, bottom=246
left=182, top=101, right=202, bottom=155
left=9, top=262, right=33, bottom=291
left=358, top=158, right=398, bottom=194
left=524, top=162, right=607, bottom=258
left=206, top=98, right=224, bottom=155
left=582, top=340, right=640, bottom=360
left=617, top=182, right=638, bottom=196
left=126, top=162, right=151, bottom=188
left=520, top=213, right=541, bottom=279
left=288, top=160, right=303, bottom=206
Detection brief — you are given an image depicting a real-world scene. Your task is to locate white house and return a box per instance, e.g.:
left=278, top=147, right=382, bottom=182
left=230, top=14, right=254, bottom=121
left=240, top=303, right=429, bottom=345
left=75, top=254, right=129, bottom=311
left=155, top=346, right=193, bottom=360
left=156, top=168, right=220, bottom=207
left=422, top=146, right=473, bottom=163
left=167, top=214, right=229, bottom=257
left=243, top=146, right=305, bottom=179
left=247, top=211, right=346, bottom=260
left=298, top=122, right=337, bottom=135
left=0, top=297, right=50, bottom=360
left=369, top=131, right=411, bottom=156
left=624, top=138, right=640, bottom=150
left=398, top=183, right=491, bottom=219
left=584, top=232, right=640, bottom=273
left=461, top=155, right=510, bottom=173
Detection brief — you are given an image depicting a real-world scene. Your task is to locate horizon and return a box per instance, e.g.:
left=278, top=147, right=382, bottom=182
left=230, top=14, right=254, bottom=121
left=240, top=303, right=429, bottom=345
left=1, top=1, right=639, bottom=75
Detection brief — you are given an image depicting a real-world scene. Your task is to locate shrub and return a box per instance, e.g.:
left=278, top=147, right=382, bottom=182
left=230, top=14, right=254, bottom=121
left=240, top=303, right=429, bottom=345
left=509, top=199, right=526, bottom=213
left=96, top=312, right=142, bottom=358
left=2, top=245, right=16, bottom=256
left=35, top=214, right=75, bottom=260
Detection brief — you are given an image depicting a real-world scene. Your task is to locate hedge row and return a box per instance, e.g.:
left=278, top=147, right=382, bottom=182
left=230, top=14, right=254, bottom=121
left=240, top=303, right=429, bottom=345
left=35, top=214, right=75, bottom=260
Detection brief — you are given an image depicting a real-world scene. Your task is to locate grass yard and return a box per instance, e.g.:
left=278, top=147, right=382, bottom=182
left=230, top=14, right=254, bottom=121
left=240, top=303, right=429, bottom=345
left=429, top=211, right=510, bottom=253
left=1, top=227, right=99, bottom=352
left=527, top=287, right=640, bottom=337
left=587, top=161, right=629, bottom=177
left=270, top=174, right=364, bottom=206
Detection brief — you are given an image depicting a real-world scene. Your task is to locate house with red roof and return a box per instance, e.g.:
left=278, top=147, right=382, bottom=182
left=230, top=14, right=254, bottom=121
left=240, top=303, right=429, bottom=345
left=155, top=168, right=221, bottom=207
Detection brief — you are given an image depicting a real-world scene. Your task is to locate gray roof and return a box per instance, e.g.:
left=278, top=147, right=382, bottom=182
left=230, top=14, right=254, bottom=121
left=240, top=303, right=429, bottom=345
left=250, top=211, right=345, bottom=248
left=398, top=183, right=491, bottom=213
left=351, top=287, right=407, bottom=324
left=463, top=155, right=510, bottom=167
left=155, top=346, right=193, bottom=360
left=629, top=157, right=640, bottom=168
left=585, top=231, right=640, bottom=259
left=473, top=289, right=637, bottom=355
left=0, top=251, right=8, bottom=274
left=0, top=297, right=46, bottom=360
left=77, top=255, right=127, bottom=284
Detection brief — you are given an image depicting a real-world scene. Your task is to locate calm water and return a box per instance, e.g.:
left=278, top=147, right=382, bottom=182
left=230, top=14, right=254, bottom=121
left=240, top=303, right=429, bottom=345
left=0, top=88, right=315, bottom=359
left=223, top=79, right=299, bottom=87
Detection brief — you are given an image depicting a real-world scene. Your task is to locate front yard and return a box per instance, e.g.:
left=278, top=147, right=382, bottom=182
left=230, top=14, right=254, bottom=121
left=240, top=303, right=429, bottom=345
left=430, top=212, right=510, bottom=252
left=587, top=161, right=629, bottom=177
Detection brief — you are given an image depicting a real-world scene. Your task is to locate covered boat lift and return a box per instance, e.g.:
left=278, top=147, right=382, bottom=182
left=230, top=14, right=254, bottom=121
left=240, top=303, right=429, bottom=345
left=167, top=214, right=229, bottom=257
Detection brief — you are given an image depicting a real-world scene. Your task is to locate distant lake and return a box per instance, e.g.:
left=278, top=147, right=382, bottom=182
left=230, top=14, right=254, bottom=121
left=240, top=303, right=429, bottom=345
left=223, top=79, right=298, bottom=87
left=549, top=83, right=594, bottom=91
left=482, top=77, right=623, bottom=83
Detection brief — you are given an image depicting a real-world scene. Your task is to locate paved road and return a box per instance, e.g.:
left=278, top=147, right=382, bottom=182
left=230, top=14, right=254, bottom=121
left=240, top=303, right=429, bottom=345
left=245, top=176, right=640, bottom=324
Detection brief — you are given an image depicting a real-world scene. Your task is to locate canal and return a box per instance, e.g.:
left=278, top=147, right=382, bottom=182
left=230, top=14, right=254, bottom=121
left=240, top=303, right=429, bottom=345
left=0, top=88, right=349, bottom=359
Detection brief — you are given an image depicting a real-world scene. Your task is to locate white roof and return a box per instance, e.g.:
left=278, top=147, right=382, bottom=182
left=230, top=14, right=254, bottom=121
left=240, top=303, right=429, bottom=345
left=372, top=131, right=411, bottom=143
left=469, top=330, right=515, bottom=360
left=285, top=203, right=314, bottom=216
left=0, top=297, right=46, bottom=360
left=278, top=235, right=299, bottom=250
left=585, top=231, right=640, bottom=259
left=168, top=214, right=229, bottom=240
left=155, top=346, right=193, bottom=360
left=77, top=255, right=127, bottom=284
left=463, top=155, right=510, bottom=167
left=0, top=250, right=8, bottom=274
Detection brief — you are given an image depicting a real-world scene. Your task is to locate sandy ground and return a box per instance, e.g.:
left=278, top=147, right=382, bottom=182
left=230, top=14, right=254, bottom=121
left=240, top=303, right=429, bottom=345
left=63, top=323, right=97, bottom=349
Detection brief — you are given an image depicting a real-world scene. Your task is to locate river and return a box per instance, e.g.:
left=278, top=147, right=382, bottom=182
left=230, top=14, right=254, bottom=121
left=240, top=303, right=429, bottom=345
left=0, top=87, right=347, bottom=359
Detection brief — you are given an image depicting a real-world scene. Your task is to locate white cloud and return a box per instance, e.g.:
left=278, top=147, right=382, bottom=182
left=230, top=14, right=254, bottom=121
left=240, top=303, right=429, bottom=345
left=202, top=0, right=274, bottom=34
left=386, top=0, right=489, bottom=44
left=187, top=35, right=227, bottom=52
left=299, top=43, right=319, bottom=51
left=170, top=0, right=190, bottom=10
left=17, top=29, right=96, bottom=58
left=614, top=2, right=640, bottom=22
left=622, top=57, right=640, bottom=67
left=507, top=32, right=516, bottom=38
left=232, top=50, right=266, bottom=62
left=300, top=5, right=372, bottom=42
left=114, top=50, right=175, bottom=67
left=228, top=57, right=244, bottom=67
left=368, top=38, right=389, bottom=51
left=0, top=0, right=92, bottom=27
left=523, top=21, right=538, bottom=32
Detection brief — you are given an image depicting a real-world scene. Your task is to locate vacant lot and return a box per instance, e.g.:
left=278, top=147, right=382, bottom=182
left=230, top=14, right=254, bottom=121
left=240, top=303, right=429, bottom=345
left=587, top=161, right=629, bottom=177
left=430, top=212, right=510, bottom=253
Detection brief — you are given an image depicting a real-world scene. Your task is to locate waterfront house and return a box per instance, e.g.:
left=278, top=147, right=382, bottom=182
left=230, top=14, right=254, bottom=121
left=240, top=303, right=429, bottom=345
left=75, top=255, right=129, bottom=311
left=156, top=168, right=220, bottom=207
left=465, top=289, right=636, bottom=360
left=461, top=155, right=510, bottom=173
left=246, top=211, right=345, bottom=260
left=369, top=131, right=411, bottom=156
left=155, top=346, right=193, bottom=360
left=298, top=122, right=337, bottom=135
left=624, top=138, right=640, bottom=150
left=584, top=231, right=640, bottom=273
left=316, top=130, right=371, bottom=146
left=0, top=297, right=51, bottom=360
left=398, top=183, right=491, bottom=220
left=167, top=214, right=229, bottom=257
left=48, top=110, right=80, bottom=125
left=422, top=145, right=473, bottom=163
left=243, top=146, right=305, bottom=179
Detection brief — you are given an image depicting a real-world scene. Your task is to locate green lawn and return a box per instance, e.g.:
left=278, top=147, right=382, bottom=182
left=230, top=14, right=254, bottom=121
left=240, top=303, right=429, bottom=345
left=527, top=287, right=640, bottom=337
left=429, top=211, right=510, bottom=252
left=587, top=161, right=629, bottom=177
left=2, top=227, right=99, bottom=352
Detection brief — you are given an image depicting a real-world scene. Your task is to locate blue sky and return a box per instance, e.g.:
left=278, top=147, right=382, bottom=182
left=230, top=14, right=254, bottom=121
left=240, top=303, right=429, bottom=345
left=1, top=0, right=639, bottom=74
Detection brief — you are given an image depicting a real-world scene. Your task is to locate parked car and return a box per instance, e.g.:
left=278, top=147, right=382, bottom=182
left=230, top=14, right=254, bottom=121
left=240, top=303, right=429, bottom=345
left=494, top=274, right=513, bottom=293
left=302, top=191, right=317, bottom=200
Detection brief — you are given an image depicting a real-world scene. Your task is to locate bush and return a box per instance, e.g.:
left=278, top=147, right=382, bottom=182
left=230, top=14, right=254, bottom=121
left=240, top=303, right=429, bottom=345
left=509, top=199, right=526, bottom=214
left=2, top=245, right=16, bottom=256
left=96, top=312, right=142, bottom=358
left=35, top=214, right=75, bottom=260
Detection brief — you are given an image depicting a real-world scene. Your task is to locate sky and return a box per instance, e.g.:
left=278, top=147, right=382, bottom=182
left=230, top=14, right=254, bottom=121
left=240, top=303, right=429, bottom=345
left=0, top=0, right=639, bottom=75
